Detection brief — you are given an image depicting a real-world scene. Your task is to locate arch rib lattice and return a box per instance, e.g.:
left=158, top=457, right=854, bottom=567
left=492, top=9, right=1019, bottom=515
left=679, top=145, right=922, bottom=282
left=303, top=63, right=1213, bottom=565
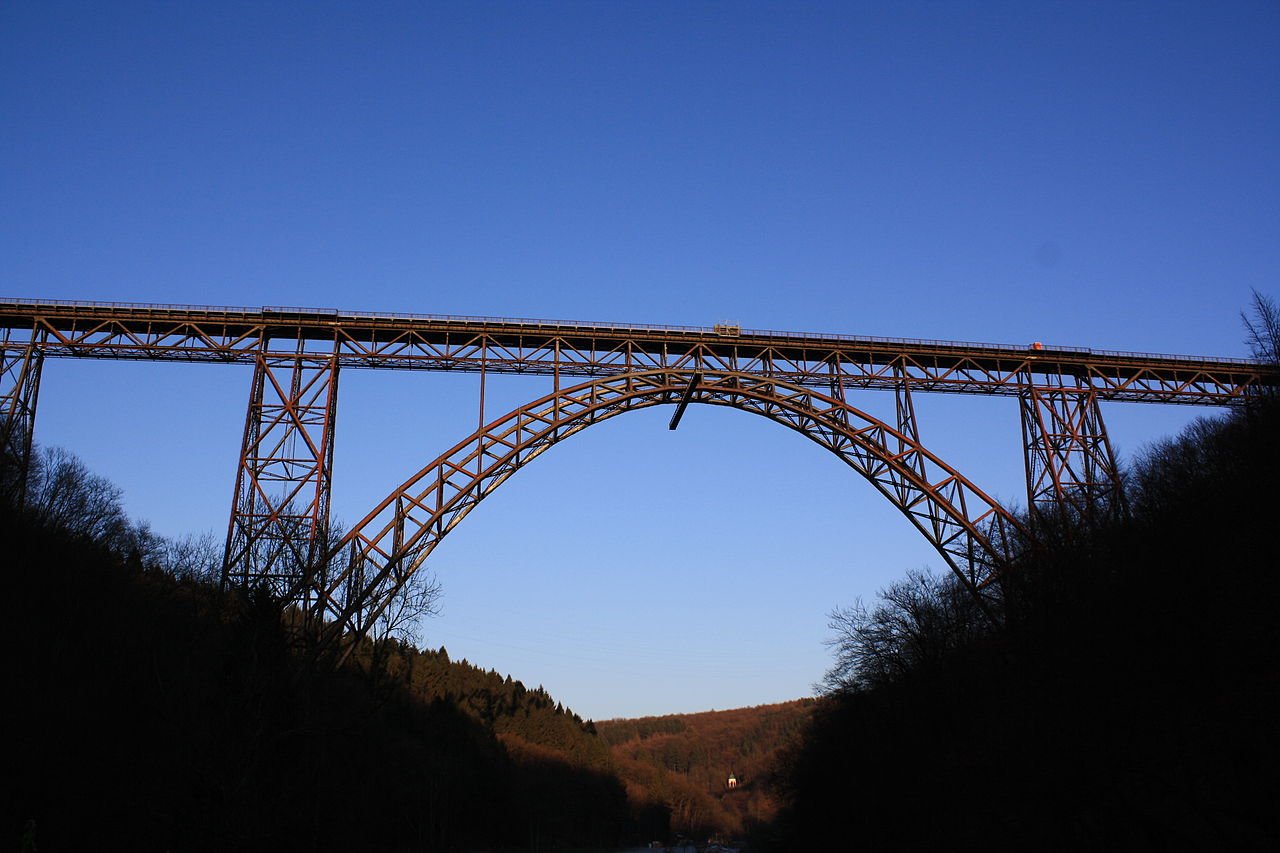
left=304, top=370, right=1027, bottom=652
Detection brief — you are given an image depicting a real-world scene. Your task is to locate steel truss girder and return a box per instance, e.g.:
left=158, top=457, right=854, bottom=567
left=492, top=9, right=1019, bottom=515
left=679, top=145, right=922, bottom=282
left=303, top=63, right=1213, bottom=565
left=222, top=349, right=340, bottom=602
left=1019, top=372, right=1123, bottom=523
left=302, top=370, right=1029, bottom=653
left=4, top=301, right=1269, bottom=406
left=1, top=329, right=44, bottom=504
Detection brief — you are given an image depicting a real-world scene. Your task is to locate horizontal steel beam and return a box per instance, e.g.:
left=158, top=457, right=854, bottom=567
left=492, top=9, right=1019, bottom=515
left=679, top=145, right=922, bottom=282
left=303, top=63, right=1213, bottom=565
left=1, top=298, right=1273, bottom=405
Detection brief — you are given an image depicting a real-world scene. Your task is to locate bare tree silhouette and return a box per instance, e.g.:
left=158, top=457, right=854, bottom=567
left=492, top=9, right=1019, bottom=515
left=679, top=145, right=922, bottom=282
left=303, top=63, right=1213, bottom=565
left=821, top=567, right=985, bottom=694
left=1242, top=289, right=1280, bottom=366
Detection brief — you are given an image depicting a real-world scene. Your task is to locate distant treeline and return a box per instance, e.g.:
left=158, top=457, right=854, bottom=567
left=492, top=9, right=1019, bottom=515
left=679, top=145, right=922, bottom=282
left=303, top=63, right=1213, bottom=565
left=599, top=701, right=814, bottom=843
left=766, top=393, right=1280, bottom=849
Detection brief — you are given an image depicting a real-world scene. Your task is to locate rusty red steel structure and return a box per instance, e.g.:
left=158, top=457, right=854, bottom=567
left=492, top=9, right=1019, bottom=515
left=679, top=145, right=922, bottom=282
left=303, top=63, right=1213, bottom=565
left=318, top=369, right=1024, bottom=651
left=2, top=298, right=1274, bottom=648
left=223, top=348, right=340, bottom=603
left=0, top=326, right=43, bottom=506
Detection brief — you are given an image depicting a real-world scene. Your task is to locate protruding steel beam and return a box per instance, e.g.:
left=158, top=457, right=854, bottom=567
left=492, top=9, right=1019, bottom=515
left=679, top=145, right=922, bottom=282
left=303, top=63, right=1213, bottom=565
left=668, top=372, right=702, bottom=430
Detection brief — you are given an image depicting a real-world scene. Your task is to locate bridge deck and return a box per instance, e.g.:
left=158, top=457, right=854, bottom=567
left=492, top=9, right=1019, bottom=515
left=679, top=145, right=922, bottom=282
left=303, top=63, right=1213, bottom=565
left=2, top=298, right=1272, bottom=404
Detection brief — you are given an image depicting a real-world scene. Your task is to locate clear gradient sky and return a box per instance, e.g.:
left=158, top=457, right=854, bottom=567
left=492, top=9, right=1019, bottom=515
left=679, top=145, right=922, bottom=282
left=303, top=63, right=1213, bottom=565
left=3, top=1, right=1277, bottom=720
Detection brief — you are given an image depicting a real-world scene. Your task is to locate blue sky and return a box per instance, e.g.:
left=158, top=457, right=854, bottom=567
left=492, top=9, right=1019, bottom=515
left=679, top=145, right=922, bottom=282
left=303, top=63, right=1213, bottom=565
left=3, top=1, right=1277, bottom=719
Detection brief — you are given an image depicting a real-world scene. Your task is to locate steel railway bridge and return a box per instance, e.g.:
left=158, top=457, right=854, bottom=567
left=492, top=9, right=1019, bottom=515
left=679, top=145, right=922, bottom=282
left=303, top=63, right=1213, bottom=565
left=3, top=298, right=1273, bottom=652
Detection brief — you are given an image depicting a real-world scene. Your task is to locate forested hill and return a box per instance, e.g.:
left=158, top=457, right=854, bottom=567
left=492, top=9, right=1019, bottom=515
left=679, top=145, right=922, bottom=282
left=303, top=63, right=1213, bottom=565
left=598, top=700, right=815, bottom=842
left=372, top=642, right=614, bottom=773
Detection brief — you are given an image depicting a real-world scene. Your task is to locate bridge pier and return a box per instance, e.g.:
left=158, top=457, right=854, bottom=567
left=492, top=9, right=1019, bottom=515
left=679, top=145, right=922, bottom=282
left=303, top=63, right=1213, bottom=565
left=221, top=344, right=340, bottom=609
left=1018, top=372, right=1124, bottom=525
left=0, top=328, right=44, bottom=506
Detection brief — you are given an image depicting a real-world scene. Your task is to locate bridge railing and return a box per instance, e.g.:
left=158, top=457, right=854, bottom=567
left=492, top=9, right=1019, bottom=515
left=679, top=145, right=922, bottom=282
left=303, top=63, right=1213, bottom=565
left=0, top=296, right=1261, bottom=366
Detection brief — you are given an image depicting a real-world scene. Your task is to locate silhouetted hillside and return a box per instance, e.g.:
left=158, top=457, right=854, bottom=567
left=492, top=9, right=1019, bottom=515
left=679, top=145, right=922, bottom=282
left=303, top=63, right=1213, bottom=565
left=771, top=396, right=1280, bottom=850
left=1, top=446, right=630, bottom=851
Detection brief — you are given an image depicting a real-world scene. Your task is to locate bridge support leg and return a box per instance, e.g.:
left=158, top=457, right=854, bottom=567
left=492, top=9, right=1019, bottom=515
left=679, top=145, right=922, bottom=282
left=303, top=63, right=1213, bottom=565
left=893, top=368, right=927, bottom=475
left=222, top=348, right=340, bottom=612
left=1018, top=373, right=1124, bottom=525
left=1, top=331, right=44, bottom=507
left=889, top=368, right=931, bottom=494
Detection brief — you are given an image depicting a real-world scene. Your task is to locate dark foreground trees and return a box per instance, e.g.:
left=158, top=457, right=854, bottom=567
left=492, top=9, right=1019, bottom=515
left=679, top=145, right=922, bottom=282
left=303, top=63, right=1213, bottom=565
left=2, top=444, right=631, bottom=851
left=820, top=568, right=985, bottom=695
left=770, top=392, right=1280, bottom=850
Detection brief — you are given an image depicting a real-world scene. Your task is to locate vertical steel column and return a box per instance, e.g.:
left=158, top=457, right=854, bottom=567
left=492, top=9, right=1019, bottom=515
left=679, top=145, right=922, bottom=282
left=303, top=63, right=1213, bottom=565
left=892, top=364, right=932, bottom=491
left=893, top=365, right=924, bottom=469
left=1018, top=370, right=1124, bottom=524
left=893, top=364, right=977, bottom=573
left=1, top=330, right=44, bottom=506
left=553, top=338, right=561, bottom=442
left=222, top=338, right=340, bottom=606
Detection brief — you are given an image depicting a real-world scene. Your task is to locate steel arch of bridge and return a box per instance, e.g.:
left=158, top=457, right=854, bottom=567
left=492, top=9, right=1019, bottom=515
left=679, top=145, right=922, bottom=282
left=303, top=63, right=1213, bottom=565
left=304, top=369, right=1028, bottom=651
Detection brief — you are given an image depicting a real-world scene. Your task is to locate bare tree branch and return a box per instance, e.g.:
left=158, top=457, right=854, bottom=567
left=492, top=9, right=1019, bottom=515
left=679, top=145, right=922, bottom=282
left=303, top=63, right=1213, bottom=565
left=821, top=567, right=986, bottom=694
left=372, top=567, right=443, bottom=646
left=1242, top=289, right=1280, bottom=365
